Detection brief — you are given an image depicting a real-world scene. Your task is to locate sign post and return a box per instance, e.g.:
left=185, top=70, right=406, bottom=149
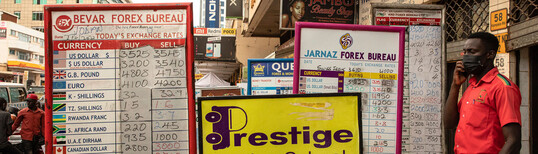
left=490, top=9, right=508, bottom=31
left=247, top=59, right=293, bottom=95
left=293, top=22, right=405, bottom=153
left=44, top=3, right=195, bottom=154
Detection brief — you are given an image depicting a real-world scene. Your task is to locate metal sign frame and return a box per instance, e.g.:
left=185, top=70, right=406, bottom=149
left=198, top=93, right=364, bottom=153
left=44, top=3, right=195, bottom=154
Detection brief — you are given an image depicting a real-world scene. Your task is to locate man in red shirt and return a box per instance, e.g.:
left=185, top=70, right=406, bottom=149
left=12, top=94, right=44, bottom=154
left=444, top=32, right=521, bottom=153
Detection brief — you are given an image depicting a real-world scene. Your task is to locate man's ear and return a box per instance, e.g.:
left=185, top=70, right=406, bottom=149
left=488, top=49, right=497, bottom=59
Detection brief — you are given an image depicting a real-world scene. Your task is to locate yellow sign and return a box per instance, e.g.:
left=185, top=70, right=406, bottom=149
left=196, top=74, right=205, bottom=79
left=221, top=28, right=236, bottom=36
left=200, top=95, right=362, bottom=153
left=495, top=32, right=508, bottom=53
left=344, top=72, right=397, bottom=80
left=490, top=9, right=507, bottom=31
left=7, top=60, right=45, bottom=70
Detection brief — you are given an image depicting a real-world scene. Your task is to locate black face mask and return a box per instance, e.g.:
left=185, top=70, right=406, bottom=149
left=462, top=55, right=484, bottom=76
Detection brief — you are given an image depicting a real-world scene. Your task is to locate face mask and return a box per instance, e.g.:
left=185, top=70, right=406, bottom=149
left=462, top=54, right=483, bottom=75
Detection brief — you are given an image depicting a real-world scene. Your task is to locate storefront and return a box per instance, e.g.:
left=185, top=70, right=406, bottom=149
left=6, top=60, right=44, bottom=86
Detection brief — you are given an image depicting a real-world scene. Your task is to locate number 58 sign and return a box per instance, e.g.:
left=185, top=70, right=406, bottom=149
left=491, top=9, right=507, bottom=31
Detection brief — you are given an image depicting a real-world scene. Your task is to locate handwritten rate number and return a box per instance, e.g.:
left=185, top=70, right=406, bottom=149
left=122, top=113, right=144, bottom=121
left=124, top=144, right=148, bottom=152
left=123, top=133, right=147, bottom=142
left=120, top=50, right=150, bottom=58
left=121, top=100, right=139, bottom=110
left=123, top=123, right=147, bottom=132
left=155, top=133, right=178, bottom=141
left=154, top=142, right=181, bottom=151
left=154, top=79, right=182, bottom=87
left=120, top=59, right=150, bottom=68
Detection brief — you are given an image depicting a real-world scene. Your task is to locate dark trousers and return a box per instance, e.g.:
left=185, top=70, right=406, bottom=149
left=21, top=140, right=39, bottom=154
left=0, top=142, right=23, bottom=154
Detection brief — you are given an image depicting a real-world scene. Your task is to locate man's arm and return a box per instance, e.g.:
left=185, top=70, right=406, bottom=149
left=444, top=84, right=461, bottom=129
left=40, top=112, right=45, bottom=135
left=11, top=112, right=23, bottom=133
left=499, top=123, right=521, bottom=154
left=444, top=61, right=467, bottom=129
left=6, top=114, right=13, bottom=136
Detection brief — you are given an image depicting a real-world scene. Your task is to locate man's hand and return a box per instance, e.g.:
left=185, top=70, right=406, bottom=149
left=444, top=61, right=467, bottom=129
left=453, top=61, right=468, bottom=86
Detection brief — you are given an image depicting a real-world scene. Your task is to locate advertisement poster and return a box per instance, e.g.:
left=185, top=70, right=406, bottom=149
left=194, top=28, right=236, bottom=61
left=206, top=0, right=220, bottom=28
left=199, top=94, right=363, bottom=153
left=374, top=9, right=441, bottom=26
left=226, top=0, right=243, bottom=18
left=280, top=0, right=355, bottom=30
left=248, top=59, right=293, bottom=95
left=45, top=4, right=195, bottom=154
left=294, top=22, right=405, bottom=153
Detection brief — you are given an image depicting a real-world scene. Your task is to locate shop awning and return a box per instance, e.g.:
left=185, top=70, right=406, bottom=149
left=7, top=60, right=45, bottom=72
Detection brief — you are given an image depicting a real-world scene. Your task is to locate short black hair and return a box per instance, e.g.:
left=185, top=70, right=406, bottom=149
left=468, top=32, right=499, bottom=53
left=0, top=98, right=6, bottom=111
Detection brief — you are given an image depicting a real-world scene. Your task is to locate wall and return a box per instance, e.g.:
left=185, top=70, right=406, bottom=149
left=518, top=48, right=530, bottom=154
left=0, top=0, right=96, bottom=29
left=4, top=21, right=44, bottom=59
left=489, top=0, right=529, bottom=153
left=234, top=19, right=279, bottom=65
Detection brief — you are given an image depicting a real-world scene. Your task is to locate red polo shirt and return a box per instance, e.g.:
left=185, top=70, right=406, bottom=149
left=12, top=107, right=44, bottom=141
left=454, top=68, right=521, bottom=153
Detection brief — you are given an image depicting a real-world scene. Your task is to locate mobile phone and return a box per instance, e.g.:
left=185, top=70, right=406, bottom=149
left=461, top=71, right=468, bottom=77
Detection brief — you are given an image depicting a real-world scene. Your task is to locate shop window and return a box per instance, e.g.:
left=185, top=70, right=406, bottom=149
left=18, top=52, right=30, bottom=61
left=510, top=0, right=538, bottom=24
left=18, top=32, right=31, bottom=43
left=39, top=39, right=44, bottom=47
left=9, top=49, right=16, bottom=55
left=439, top=0, right=489, bottom=42
left=32, top=12, right=44, bottom=21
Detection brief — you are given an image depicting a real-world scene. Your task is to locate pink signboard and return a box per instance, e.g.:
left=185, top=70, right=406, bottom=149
left=293, top=22, right=405, bottom=154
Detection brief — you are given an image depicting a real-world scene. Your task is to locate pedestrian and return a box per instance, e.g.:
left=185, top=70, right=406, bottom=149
left=0, top=98, right=22, bottom=154
left=444, top=32, right=521, bottom=153
left=12, top=94, right=44, bottom=154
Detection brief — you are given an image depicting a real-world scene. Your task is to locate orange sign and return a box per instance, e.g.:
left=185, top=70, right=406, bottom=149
left=7, top=60, right=45, bottom=70
left=195, top=73, right=204, bottom=79
left=495, top=32, right=508, bottom=53
left=490, top=9, right=507, bottom=31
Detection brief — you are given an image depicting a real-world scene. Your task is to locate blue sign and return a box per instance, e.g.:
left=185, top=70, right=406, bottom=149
left=205, top=0, right=220, bottom=28
left=247, top=59, right=294, bottom=95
